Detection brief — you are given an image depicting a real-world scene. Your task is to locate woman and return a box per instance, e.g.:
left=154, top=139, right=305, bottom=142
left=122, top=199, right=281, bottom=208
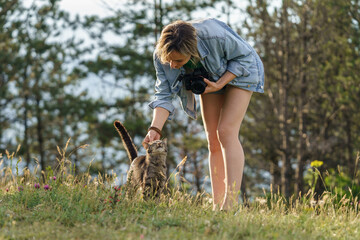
left=142, top=18, right=265, bottom=210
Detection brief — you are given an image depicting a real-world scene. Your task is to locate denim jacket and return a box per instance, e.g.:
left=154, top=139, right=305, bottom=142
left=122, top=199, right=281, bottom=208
left=149, top=18, right=264, bottom=120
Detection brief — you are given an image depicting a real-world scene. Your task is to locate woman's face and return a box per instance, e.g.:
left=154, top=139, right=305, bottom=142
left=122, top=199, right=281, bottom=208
left=168, top=51, right=191, bottom=69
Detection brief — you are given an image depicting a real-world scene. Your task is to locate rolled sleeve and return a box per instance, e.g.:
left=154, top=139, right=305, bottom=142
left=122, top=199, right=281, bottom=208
left=148, top=100, right=175, bottom=120
left=224, top=29, right=253, bottom=78
left=149, top=53, right=176, bottom=120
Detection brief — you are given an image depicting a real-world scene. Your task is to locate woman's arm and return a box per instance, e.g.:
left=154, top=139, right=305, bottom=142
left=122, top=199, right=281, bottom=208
left=148, top=52, right=176, bottom=119
left=202, top=71, right=236, bottom=94
left=142, top=107, right=169, bottom=148
left=150, top=107, right=169, bottom=131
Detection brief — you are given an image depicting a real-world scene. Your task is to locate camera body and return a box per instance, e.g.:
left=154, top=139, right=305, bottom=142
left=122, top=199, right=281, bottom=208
left=178, top=67, right=214, bottom=94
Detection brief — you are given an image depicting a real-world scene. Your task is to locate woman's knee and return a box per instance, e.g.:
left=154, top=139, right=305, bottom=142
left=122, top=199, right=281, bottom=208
left=217, top=124, right=239, bottom=146
left=206, top=132, right=222, bottom=153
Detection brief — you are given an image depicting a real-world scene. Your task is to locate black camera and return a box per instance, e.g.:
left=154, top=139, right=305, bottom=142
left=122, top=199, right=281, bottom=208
left=177, top=67, right=214, bottom=94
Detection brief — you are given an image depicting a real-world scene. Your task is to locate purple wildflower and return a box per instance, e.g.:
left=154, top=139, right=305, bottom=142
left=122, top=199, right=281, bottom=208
left=18, top=186, right=23, bottom=192
left=44, top=185, right=50, bottom=190
left=34, top=183, right=40, bottom=189
left=52, top=176, right=56, bottom=181
left=6, top=188, right=9, bottom=192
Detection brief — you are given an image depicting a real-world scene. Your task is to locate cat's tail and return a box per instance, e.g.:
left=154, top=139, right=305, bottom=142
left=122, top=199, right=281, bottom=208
left=114, top=120, right=138, bottom=162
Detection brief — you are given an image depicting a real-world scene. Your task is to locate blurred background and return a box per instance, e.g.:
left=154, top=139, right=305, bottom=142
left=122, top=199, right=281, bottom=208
left=0, top=0, right=359, bottom=198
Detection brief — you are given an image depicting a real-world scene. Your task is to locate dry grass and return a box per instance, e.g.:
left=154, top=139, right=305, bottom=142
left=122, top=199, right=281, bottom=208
left=1, top=144, right=360, bottom=239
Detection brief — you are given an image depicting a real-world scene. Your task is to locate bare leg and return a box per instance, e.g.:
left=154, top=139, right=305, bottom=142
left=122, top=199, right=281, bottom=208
left=217, top=86, right=252, bottom=210
left=200, top=93, right=225, bottom=210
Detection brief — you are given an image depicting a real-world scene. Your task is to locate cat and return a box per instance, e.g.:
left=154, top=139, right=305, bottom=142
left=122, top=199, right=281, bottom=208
left=114, top=120, right=168, bottom=199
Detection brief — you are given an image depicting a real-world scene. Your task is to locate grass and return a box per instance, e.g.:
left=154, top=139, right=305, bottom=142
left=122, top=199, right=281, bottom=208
left=0, top=146, right=360, bottom=239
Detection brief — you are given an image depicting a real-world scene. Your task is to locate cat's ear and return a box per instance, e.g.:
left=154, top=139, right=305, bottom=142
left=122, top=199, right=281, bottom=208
left=162, top=138, right=168, bottom=144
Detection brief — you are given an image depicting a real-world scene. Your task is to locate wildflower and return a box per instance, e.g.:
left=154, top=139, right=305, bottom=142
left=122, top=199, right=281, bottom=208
left=52, top=176, right=56, bottom=181
left=18, top=186, right=23, bottom=192
left=34, top=183, right=40, bottom=189
left=310, top=160, right=323, bottom=168
left=140, top=234, right=144, bottom=239
left=44, top=185, right=50, bottom=190
left=6, top=188, right=9, bottom=192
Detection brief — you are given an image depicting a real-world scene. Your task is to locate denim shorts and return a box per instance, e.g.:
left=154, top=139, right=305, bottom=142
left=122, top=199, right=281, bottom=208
left=227, top=53, right=265, bottom=93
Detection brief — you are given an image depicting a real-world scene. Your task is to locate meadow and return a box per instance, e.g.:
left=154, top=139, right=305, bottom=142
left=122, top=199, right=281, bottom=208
left=1, top=146, right=359, bottom=240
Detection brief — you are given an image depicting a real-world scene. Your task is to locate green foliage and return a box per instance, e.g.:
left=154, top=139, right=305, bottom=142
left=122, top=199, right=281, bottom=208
left=1, top=0, right=360, bottom=199
left=303, top=157, right=360, bottom=206
left=243, top=0, right=360, bottom=197
left=324, top=167, right=360, bottom=202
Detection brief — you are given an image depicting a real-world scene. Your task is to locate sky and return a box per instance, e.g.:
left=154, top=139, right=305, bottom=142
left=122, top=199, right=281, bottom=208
left=58, top=0, right=115, bottom=17
left=57, top=0, right=282, bottom=18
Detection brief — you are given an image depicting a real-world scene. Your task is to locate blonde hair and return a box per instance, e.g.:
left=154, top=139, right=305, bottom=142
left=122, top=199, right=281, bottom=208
left=155, top=20, right=200, bottom=64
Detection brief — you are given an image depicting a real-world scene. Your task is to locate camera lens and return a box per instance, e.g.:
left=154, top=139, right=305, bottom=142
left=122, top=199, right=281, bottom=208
left=191, top=76, right=207, bottom=94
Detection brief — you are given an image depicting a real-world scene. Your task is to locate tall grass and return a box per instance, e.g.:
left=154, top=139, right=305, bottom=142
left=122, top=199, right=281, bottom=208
left=1, top=142, right=360, bottom=239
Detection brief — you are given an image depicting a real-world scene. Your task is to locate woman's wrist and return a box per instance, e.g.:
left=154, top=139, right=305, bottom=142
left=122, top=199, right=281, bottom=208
left=148, top=126, right=162, bottom=137
left=215, top=80, right=226, bottom=90
left=218, top=71, right=237, bottom=87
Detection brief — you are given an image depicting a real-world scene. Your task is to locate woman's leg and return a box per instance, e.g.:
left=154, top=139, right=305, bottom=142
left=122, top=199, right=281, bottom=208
left=217, top=86, right=252, bottom=210
left=199, top=93, right=225, bottom=210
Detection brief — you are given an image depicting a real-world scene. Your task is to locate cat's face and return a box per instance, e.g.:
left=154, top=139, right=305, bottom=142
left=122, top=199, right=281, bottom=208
left=146, top=139, right=167, bottom=154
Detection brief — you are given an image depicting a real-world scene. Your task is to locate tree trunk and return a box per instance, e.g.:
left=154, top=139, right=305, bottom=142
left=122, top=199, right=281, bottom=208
left=24, top=95, right=31, bottom=168
left=153, top=0, right=163, bottom=42
left=192, top=152, right=201, bottom=192
left=101, top=143, right=106, bottom=173
left=270, top=160, right=281, bottom=193
left=180, top=152, right=187, bottom=187
left=0, top=109, right=2, bottom=155
left=280, top=0, right=292, bottom=198
left=36, top=94, right=45, bottom=172
left=295, top=7, right=309, bottom=196
left=73, top=136, right=79, bottom=175
left=344, top=111, right=354, bottom=175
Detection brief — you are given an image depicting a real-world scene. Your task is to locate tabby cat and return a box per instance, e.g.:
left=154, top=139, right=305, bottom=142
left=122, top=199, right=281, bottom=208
left=114, top=120, right=167, bottom=198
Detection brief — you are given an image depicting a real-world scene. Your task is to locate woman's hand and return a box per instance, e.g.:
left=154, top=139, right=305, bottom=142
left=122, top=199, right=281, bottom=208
left=202, top=71, right=237, bottom=94
left=202, top=78, right=224, bottom=94
left=142, top=130, right=161, bottom=149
